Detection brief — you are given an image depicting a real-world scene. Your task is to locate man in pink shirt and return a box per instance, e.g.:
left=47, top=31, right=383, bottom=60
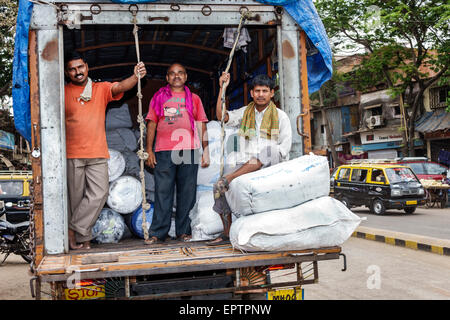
left=145, top=63, right=210, bottom=244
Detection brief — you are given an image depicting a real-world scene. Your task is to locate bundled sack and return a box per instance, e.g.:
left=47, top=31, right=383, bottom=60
left=122, top=151, right=155, bottom=192
left=229, top=196, right=361, bottom=252
left=190, top=190, right=227, bottom=241
left=105, top=103, right=132, bottom=130
left=106, top=128, right=138, bottom=153
left=197, top=121, right=238, bottom=187
left=107, top=149, right=126, bottom=182
left=92, top=208, right=126, bottom=244
left=225, top=154, right=330, bottom=217
left=107, top=175, right=143, bottom=214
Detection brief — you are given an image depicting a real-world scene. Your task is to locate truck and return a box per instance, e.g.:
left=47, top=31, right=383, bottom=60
left=13, top=0, right=347, bottom=300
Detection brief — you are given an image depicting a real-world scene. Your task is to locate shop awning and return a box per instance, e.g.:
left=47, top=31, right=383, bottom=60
left=415, top=109, right=450, bottom=133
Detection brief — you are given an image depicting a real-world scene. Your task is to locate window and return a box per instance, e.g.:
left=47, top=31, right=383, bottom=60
left=430, top=86, right=449, bottom=109
left=424, top=162, right=447, bottom=175
left=371, top=169, right=385, bottom=182
left=338, top=168, right=351, bottom=180
left=385, top=168, right=418, bottom=183
left=351, top=169, right=368, bottom=182
left=0, top=181, right=24, bottom=196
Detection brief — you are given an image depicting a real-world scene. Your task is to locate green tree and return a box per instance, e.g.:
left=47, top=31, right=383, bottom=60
left=0, top=0, right=18, bottom=104
left=315, top=0, right=450, bottom=156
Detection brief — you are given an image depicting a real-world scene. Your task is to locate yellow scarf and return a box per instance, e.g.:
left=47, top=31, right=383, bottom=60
left=238, top=101, right=279, bottom=140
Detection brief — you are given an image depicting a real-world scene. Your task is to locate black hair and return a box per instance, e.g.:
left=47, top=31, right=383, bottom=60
left=64, top=51, right=86, bottom=68
left=167, top=62, right=186, bottom=74
left=250, top=74, right=275, bottom=90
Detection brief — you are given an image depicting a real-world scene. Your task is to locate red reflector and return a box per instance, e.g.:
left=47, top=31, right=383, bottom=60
left=268, top=264, right=295, bottom=271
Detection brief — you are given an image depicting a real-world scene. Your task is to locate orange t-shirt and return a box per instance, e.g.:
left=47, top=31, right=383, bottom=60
left=65, top=81, right=123, bottom=159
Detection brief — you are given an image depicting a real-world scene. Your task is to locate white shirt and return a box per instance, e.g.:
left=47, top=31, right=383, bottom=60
left=225, top=105, right=292, bottom=165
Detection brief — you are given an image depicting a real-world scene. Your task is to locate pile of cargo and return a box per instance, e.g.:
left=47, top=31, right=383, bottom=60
left=191, top=122, right=362, bottom=251
left=91, top=103, right=176, bottom=243
left=420, top=179, right=449, bottom=188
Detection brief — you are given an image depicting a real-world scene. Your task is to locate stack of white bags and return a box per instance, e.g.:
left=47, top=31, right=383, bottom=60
left=190, top=121, right=361, bottom=251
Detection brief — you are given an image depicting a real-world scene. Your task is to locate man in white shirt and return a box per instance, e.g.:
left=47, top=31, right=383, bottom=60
left=207, top=72, right=292, bottom=245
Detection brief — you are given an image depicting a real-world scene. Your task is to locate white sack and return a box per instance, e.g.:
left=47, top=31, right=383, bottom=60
left=107, top=175, right=143, bottom=214
left=225, top=154, right=330, bottom=217
left=230, top=196, right=361, bottom=252
left=190, top=190, right=224, bottom=241
left=107, top=149, right=125, bottom=182
left=197, top=121, right=238, bottom=187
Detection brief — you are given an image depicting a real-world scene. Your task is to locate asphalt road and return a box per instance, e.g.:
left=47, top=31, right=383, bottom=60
left=275, top=237, right=450, bottom=300
left=351, top=205, right=450, bottom=240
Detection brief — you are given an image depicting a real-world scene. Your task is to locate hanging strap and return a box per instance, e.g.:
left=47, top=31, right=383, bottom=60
left=219, top=12, right=250, bottom=178
left=131, top=9, right=151, bottom=242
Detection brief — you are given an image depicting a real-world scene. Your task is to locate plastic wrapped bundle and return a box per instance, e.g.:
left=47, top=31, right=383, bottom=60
left=190, top=190, right=223, bottom=241
left=108, top=149, right=126, bottom=182
left=105, top=103, right=132, bottom=130
left=225, top=154, right=330, bottom=217
left=122, top=151, right=155, bottom=193
left=197, top=121, right=238, bottom=188
left=92, top=208, right=126, bottom=244
left=127, top=204, right=154, bottom=239
left=230, top=196, right=362, bottom=252
left=107, top=175, right=143, bottom=214
left=106, top=128, right=138, bottom=153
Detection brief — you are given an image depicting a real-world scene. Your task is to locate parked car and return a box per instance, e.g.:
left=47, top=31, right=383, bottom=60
left=0, top=171, right=32, bottom=223
left=394, top=157, right=449, bottom=181
left=332, top=163, right=426, bottom=215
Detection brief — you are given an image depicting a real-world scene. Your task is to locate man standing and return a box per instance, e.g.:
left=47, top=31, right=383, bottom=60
left=145, top=63, right=210, bottom=244
left=64, top=52, right=146, bottom=250
left=207, top=72, right=292, bottom=245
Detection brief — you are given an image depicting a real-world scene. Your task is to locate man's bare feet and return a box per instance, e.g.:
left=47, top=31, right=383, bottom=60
left=68, top=229, right=82, bottom=250
left=80, top=241, right=91, bottom=250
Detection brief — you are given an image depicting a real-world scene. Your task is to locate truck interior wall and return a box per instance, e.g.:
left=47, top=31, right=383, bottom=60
left=63, top=24, right=278, bottom=124
left=58, top=23, right=278, bottom=252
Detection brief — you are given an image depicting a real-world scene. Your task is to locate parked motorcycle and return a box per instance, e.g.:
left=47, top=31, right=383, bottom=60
left=0, top=200, right=32, bottom=264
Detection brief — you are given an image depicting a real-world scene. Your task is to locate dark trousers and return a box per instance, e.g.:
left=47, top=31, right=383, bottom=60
left=150, top=149, right=199, bottom=240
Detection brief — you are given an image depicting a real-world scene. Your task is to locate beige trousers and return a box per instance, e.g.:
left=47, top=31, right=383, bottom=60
left=67, top=158, right=109, bottom=242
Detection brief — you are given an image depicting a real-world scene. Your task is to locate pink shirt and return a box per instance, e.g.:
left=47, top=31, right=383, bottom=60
left=146, top=91, right=208, bottom=152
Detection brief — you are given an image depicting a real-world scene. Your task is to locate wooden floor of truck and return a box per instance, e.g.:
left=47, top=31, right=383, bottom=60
left=36, top=239, right=341, bottom=282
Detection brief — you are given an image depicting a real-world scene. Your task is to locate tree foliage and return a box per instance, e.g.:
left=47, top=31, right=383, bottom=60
left=0, top=0, right=18, bottom=103
left=315, top=0, right=450, bottom=155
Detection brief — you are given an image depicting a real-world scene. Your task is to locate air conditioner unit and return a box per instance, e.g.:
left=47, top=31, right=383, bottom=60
left=367, top=115, right=383, bottom=127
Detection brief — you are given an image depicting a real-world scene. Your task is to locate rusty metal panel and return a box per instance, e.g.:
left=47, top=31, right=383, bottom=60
left=34, top=4, right=68, bottom=254
left=278, top=13, right=303, bottom=159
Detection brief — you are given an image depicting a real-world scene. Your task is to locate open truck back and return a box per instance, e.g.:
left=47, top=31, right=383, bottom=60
left=15, top=0, right=345, bottom=300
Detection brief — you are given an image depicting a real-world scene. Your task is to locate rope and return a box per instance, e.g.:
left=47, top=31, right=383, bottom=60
left=131, top=11, right=151, bottom=242
left=219, top=12, right=250, bottom=178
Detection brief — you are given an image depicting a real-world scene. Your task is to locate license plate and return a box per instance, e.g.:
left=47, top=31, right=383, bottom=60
left=267, top=287, right=303, bottom=300
left=64, top=285, right=105, bottom=300
left=406, top=200, right=417, bottom=205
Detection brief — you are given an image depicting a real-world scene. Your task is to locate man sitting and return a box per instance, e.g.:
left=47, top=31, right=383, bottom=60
left=207, top=72, right=292, bottom=245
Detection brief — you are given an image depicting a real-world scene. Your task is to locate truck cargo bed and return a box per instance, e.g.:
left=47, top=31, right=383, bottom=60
left=36, top=239, right=341, bottom=282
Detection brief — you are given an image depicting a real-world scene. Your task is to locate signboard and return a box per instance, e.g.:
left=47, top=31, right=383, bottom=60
left=0, top=130, right=14, bottom=151
left=360, top=129, right=403, bottom=145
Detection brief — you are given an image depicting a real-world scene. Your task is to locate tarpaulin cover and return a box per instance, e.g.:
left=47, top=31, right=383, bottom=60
left=12, top=0, right=33, bottom=143
left=12, top=0, right=332, bottom=143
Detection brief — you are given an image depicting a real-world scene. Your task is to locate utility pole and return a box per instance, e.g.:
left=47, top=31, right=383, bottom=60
left=319, top=88, right=340, bottom=168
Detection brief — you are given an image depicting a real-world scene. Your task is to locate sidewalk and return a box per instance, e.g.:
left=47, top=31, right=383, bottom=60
left=352, top=225, right=450, bottom=256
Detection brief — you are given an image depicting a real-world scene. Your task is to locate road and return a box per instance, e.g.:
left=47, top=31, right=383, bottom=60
left=0, top=206, right=448, bottom=300
left=352, top=205, right=450, bottom=240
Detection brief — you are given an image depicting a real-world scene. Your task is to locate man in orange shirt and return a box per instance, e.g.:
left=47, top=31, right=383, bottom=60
left=64, top=52, right=146, bottom=250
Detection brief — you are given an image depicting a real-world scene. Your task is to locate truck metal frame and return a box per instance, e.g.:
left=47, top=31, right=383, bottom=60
left=28, top=0, right=341, bottom=300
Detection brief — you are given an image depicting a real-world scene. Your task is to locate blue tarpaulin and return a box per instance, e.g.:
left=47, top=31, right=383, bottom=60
left=12, top=0, right=332, bottom=143
left=12, top=0, right=33, bottom=143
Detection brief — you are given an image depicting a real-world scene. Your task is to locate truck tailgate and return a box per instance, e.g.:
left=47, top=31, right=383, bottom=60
left=36, top=240, right=341, bottom=282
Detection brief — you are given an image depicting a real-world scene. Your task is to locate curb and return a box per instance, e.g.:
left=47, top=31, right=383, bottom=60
left=352, top=226, right=450, bottom=256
